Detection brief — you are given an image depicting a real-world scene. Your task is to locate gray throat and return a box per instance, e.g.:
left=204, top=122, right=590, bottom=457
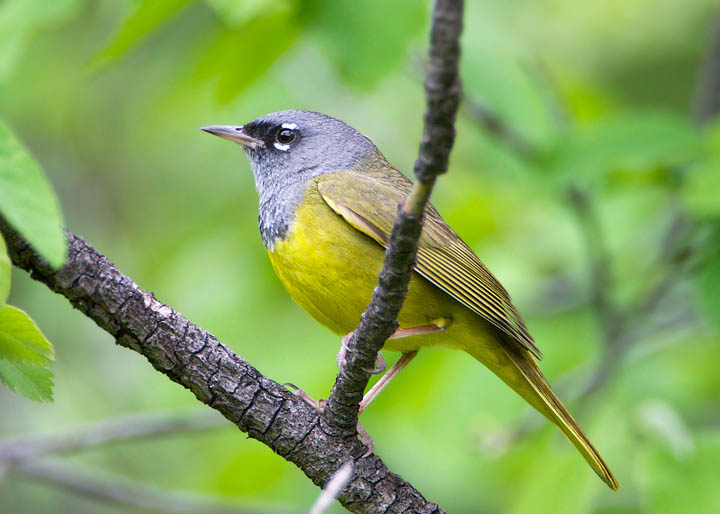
left=254, top=165, right=319, bottom=250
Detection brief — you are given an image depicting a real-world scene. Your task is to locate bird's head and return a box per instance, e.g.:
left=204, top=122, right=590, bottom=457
left=202, top=110, right=387, bottom=192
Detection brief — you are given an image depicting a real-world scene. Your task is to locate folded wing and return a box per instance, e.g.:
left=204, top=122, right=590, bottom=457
left=316, top=170, right=541, bottom=359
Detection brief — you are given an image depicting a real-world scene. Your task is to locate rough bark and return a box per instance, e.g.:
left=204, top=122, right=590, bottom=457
left=0, top=221, right=441, bottom=514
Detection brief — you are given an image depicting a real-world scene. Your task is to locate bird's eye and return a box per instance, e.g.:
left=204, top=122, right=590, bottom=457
left=276, top=128, right=296, bottom=145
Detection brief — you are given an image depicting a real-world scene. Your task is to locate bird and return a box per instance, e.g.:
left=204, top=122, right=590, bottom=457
left=201, top=110, right=619, bottom=490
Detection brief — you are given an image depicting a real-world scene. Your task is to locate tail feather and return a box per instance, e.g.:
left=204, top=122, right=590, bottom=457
left=471, top=340, right=619, bottom=490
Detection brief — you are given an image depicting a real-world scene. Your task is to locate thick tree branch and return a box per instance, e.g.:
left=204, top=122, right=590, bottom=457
left=310, top=461, right=354, bottom=514
left=0, top=219, right=441, bottom=514
left=323, top=0, right=464, bottom=436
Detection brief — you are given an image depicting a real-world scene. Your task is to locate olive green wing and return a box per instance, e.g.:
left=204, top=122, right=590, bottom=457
left=316, top=170, right=541, bottom=358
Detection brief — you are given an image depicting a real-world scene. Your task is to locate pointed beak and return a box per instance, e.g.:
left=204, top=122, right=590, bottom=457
left=200, top=125, right=264, bottom=149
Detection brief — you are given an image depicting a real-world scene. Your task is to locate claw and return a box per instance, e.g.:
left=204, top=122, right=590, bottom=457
left=361, top=352, right=387, bottom=375
left=284, top=383, right=326, bottom=412
left=285, top=383, right=374, bottom=456
left=336, top=332, right=353, bottom=377
left=356, top=422, right=374, bottom=457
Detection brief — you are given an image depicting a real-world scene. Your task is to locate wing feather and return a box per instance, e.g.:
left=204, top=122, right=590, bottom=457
left=316, top=170, right=541, bottom=358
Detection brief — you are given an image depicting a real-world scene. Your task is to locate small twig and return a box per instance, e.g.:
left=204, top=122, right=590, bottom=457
left=309, top=461, right=354, bottom=514
left=566, top=186, right=621, bottom=343
left=694, top=10, right=720, bottom=125
left=12, top=459, right=297, bottom=514
left=481, top=11, right=712, bottom=451
left=411, top=51, right=534, bottom=158
left=323, top=0, right=463, bottom=441
left=524, top=57, right=573, bottom=132
left=575, top=206, right=694, bottom=401
left=491, top=194, right=698, bottom=448
left=0, top=409, right=226, bottom=464
left=462, top=97, right=537, bottom=157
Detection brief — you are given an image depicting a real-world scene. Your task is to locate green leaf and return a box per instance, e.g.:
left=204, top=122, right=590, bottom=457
left=309, top=0, right=427, bottom=90
left=0, top=235, right=10, bottom=306
left=546, top=112, right=701, bottom=181
left=682, top=162, right=720, bottom=219
left=0, top=305, right=54, bottom=402
left=0, top=359, right=53, bottom=402
left=91, top=0, right=194, bottom=68
left=695, top=238, right=720, bottom=331
left=204, top=0, right=294, bottom=28
left=0, top=304, right=54, bottom=366
left=0, top=121, right=66, bottom=269
left=195, top=12, right=299, bottom=104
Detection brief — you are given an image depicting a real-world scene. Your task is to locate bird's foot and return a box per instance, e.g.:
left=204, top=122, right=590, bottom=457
left=356, top=422, right=374, bottom=457
left=363, top=352, right=386, bottom=375
left=337, top=332, right=386, bottom=376
left=285, top=383, right=327, bottom=412
left=284, top=383, right=374, bottom=456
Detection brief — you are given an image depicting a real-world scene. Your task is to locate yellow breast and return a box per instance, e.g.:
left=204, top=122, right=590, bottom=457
left=268, top=183, right=383, bottom=335
left=267, top=182, right=493, bottom=353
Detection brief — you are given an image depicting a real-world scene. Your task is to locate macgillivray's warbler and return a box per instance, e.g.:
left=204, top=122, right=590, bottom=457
left=201, top=110, right=618, bottom=490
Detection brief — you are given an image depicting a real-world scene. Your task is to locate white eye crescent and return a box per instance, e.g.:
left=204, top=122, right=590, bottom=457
left=274, top=122, right=298, bottom=151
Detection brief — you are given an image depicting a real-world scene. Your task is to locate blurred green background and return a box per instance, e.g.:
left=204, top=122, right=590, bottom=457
left=2, top=0, right=720, bottom=512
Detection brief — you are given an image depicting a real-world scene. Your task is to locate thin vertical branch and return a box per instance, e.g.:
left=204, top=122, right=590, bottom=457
left=323, top=0, right=464, bottom=435
left=566, top=186, right=621, bottom=344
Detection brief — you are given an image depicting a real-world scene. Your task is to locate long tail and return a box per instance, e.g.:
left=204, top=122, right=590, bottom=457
left=469, top=339, right=619, bottom=490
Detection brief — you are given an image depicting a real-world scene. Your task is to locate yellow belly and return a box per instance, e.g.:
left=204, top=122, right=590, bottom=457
left=267, top=184, right=497, bottom=355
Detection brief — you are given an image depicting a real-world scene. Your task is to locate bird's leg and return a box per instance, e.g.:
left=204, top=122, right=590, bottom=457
left=337, top=320, right=448, bottom=376
left=359, top=350, right=417, bottom=413
left=357, top=320, right=448, bottom=413
left=387, top=322, right=448, bottom=340
left=291, top=322, right=446, bottom=455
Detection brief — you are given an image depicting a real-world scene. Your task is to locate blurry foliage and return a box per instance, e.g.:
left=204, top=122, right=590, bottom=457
left=0, top=0, right=719, bottom=513
left=0, top=0, right=84, bottom=79
left=0, top=121, right=64, bottom=401
left=0, top=234, right=8, bottom=304
left=308, top=0, right=428, bottom=90
left=91, top=0, right=195, bottom=69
